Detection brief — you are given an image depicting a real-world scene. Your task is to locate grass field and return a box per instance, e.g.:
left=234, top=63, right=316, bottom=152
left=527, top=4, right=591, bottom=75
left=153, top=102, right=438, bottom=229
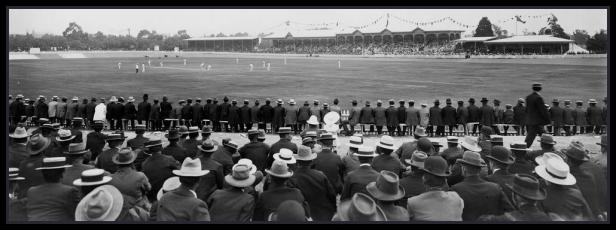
left=9, top=54, right=607, bottom=108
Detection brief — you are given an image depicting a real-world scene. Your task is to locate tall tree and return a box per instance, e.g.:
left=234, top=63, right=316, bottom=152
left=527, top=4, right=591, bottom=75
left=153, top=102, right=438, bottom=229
left=137, top=29, right=151, bottom=39
left=586, top=29, right=607, bottom=53
left=571, top=30, right=590, bottom=48
left=474, top=17, right=495, bottom=37
left=177, top=30, right=190, bottom=39
left=539, top=14, right=569, bottom=39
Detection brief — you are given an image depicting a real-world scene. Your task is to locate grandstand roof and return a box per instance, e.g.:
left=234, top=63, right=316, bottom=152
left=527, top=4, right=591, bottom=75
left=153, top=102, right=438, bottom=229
left=185, top=37, right=259, bottom=41
left=484, top=35, right=573, bottom=44
left=456, top=36, right=497, bottom=42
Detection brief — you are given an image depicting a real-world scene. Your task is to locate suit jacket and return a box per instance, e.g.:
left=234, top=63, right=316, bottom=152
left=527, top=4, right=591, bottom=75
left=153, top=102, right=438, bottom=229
left=207, top=187, right=255, bottom=222
left=160, top=101, right=173, bottom=119
left=398, top=171, right=426, bottom=202
left=157, top=186, right=211, bottom=221
left=405, top=107, right=420, bottom=126
left=371, top=154, right=404, bottom=177
left=123, top=102, right=137, bottom=119
left=485, top=169, right=515, bottom=204
left=191, top=103, right=204, bottom=122
left=142, top=153, right=180, bottom=201
left=77, top=103, right=87, bottom=118
left=395, top=141, right=417, bottom=165
left=341, top=164, right=379, bottom=200
left=503, top=109, right=514, bottom=124
left=96, top=147, right=120, bottom=174
left=442, top=105, right=457, bottom=126
left=181, top=104, right=193, bottom=121
left=349, top=106, right=362, bottom=125
left=26, top=104, right=35, bottom=117
left=508, top=158, right=535, bottom=175
left=550, top=105, right=565, bottom=126
left=373, top=106, right=387, bottom=126
left=18, top=155, right=45, bottom=198
left=419, top=108, right=430, bottom=127
left=570, top=162, right=608, bottom=217
left=106, top=102, right=117, bottom=120
left=66, top=102, right=78, bottom=120
left=127, top=135, right=150, bottom=150
left=218, top=102, right=231, bottom=121
left=137, top=101, right=151, bottom=121
left=586, top=106, right=602, bottom=125
left=253, top=186, right=308, bottom=221
left=163, top=142, right=189, bottom=163
left=228, top=105, right=240, bottom=124
left=272, top=105, right=286, bottom=126
left=85, top=132, right=107, bottom=160
left=513, top=104, right=526, bottom=125
left=385, top=106, right=399, bottom=126
left=342, top=154, right=361, bottom=176
left=239, top=141, right=270, bottom=172
left=289, top=166, right=337, bottom=221
left=212, top=147, right=235, bottom=176
left=85, top=102, right=97, bottom=121
left=250, top=105, right=261, bottom=123
left=456, top=106, right=468, bottom=124
left=9, top=100, right=26, bottom=119
left=196, top=157, right=225, bottom=202
left=380, top=203, right=410, bottom=221
left=313, top=149, right=346, bottom=195
left=452, top=175, right=512, bottom=221
left=319, top=108, right=331, bottom=121
left=359, top=106, right=375, bottom=124
left=563, top=106, right=575, bottom=125
left=397, top=106, right=407, bottom=124
left=202, top=103, right=212, bottom=120
left=525, top=92, right=550, bottom=126
left=284, top=105, right=298, bottom=125
left=310, top=106, right=322, bottom=122
left=26, top=183, right=80, bottom=221
left=467, top=104, right=481, bottom=123
left=149, top=103, right=161, bottom=120
left=9, top=142, right=29, bottom=168
left=209, top=103, right=219, bottom=122
left=494, top=106, right=504, bottom=123
left=109, top=167, right=151, bottom=202
left=48, top=101, right=58, bottom=118
left=239, top=105, right=252, bottom=124
left=267, top=139, right=298, bottom=168
left=298, top=106, right=311, bottom=123
left=259, top=104, right=274, bottom=123
left=61, top=163, right=95, bottom=187
left=182, top=138, right=200, bottom=159
left=541, top=184, right=593, bottom=220
left=35, top=102, right=49, bottom=119
left=479, top=104, right=495, bottom=126
left=407, top=190, right=464, bottom=221
left=573, top=107, right=587, bottom=126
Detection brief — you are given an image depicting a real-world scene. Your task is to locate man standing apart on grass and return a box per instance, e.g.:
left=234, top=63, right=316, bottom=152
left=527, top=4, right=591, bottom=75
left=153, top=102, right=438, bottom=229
left=142, top=63, right=146, bottom=73
left=135, top=64, right=139, bottom=74
left=524, top=83, right=550, bottom=148
left=118, top=62, right=122, bottom=70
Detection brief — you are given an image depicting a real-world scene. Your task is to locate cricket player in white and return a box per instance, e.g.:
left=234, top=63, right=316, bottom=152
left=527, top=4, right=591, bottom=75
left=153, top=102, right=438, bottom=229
left=200, top=62, right=205, bottom=70
left=135, top=64, right=139, bottom=73
left=142, top=63, right=146, bottom=73
left=160, top=62, right=163, bottom=67
left=284, top=57, right=287, bottom=65
left=338, top=60, right=341, bottom=69
left=207, top=65, right=211, bottom=71
left=148, top=59, right=151, bottom=66
left=249, top=64, right=254, bottom=71
left=118, top=62, right=122, bottom=69
left=267, top=62, right=271, bottom=71
left=236, top=58, right=239, bottom=64
left=184, top=59, right=187, bottom=66
left=262, top=61, right=266, bottom=68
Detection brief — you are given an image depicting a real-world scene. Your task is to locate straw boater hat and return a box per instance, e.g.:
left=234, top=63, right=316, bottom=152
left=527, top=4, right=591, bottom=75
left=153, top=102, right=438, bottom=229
left=127, top=96, right=135, bottom=102
left=224, top=140, right=239, bottom=150
left=277, top=127, right=293, bottom=134
left=459, top=136, right=481, bottom=152
left=376, top=135, right=396, bottom=150
left=144, top=139, right=163, bottom=149
left=318, top=133, right=336, bottom=141
left=27, top=134, right=51, bottom=155
left=294, top=145, right=316, bottom=161
left=588, top=99, right=597, bottom=104
left=9, top=126, right=28, bottom=139
left=446, top=136, right=459, bottom=144
left=225, top=164, right=257, bottom=188
left=9, top=168, right=25, bottom=181
left=187, top=126, right=200, bottom=134
left=404, top=151, right=428, bottom=169
left=537, top=134, right=556, bottom=145
left=490, top=135, right=504, bottom=144
left=535, top=152, right=564, bottom=166
left=509, top=143, right=531, bottom=152
left=422, top=156, right=450, bottom=177
left=348, top=136, right=363, bottom=149
left=105, top=133, right=125, bottom=142
left=456, top=151, right=487, bottom=168
left=486, top=146, right=514, bottom=165
left=36, top=157, right=72, bottom=170
left=430, top=140, right=443, bottom=148
left=237, top=158, right=258, bottom=175
left=56, top=129, right=76, bottom=142
left=353, top=146, right=379, bottom=158
left=64, top=143, right=91, bottom=155
left=173, top=157, right=210, bottom=177
left=257, top=129, right=266, bottom=140
left=112, top=148, right=137, bottom=165
left=335, top=193, right=387, bottom=221
left=73, top=169, right=112, bottom=187
left=307, top=115, right=319, bottom=125
left=157, top=177, right=181, bottom=201
left=265, top=159, right=294, bottom=178
left=413, top=127, right=427, bottom=137
left=273, top=148, right=296, bottom=164
left=200, top=126, right=213, bottom=135
left=75, top=185, right=123, bottom=221
left=535, top=158, right=576, bottom=186
left=302, top=137, right=315, bottom=145
left=198, top=140, right=218, bottom=153
left=289, top=99, right=296, bottom=105
left=109, top=96, right=118, bottom=102
left=247, top=129, right=260, bottom=137
left=72, top=96, right=79, bottom=101
left=305, top=131, right=318, bottom=138
left=366, top=170, right=405, bottom=201
left=505, top=174, right=547, bottom=201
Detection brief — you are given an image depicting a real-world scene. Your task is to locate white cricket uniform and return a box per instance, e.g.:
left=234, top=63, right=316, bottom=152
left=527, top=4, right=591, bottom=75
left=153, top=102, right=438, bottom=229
left=118, top=62, right=121, bottom=69
left=184, top=59, right=187, bottom=66
left=142, top=64, right=145, bottom=72
left=249, top=64, right=254, bottom=71
left=207, top=65, right=211, bottom=71
left=267, top=63, right=271, bottom=71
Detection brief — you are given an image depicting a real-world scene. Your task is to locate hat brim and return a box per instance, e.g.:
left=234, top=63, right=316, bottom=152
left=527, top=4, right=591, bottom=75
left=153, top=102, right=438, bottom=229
left=366, top=182, right=405, bottom=201
left=265, top=169, right=293, bottom=178
left=56, top=136, right=76, bottom=142
left=376, top=143, right=396, bottom=150
left=35, top=164, right=72, bottom=170
left=173, top=169, right=209, bottom=177
left=9, top=177, right=26, bottom=181
left=318, top=137, right=336, bottom=141
left=335, top=199, right=387, bottom=221
left=456, top=159, right=486, bottom=168
left=9, top=133, right=29, bottom=139
left=505, top=183, right=547, bottom=201
left=535, top=165, right=576, bottom=186
left=353, top=153, right=379, bottom=158
left=75, top=185, right=123, bottom=221
left=421, top=168, right=451, bottom=177
left=293, top=153, right=317, bottom=161
left=27, top=139, right=52, bottom=155
left=112, top=154, right=137, bottom=165
left=145, top=143, right=163, bottom=148
left=405, top=159, right=425, bottom=169
left=198, top=145, right=218, bottom=153
left=485, top=155, right=514, bottom=165
left=414, top=132, right=427, bottom=137
left=223, top=144, right=239, bottom=150
left=73, top=176, right=112, bottom=187
left=65, top=149, right=91, bottom=155
left=307, top=121, right=319, bottom=125
left=564, top=152, right=590, bottom=162
left=510, top=147, right=531, bottom=152
left=459, top=142, right=482, bottom=152
left=274, top=154, right=297, bottom=164
left=224, top=174, right=256, bottom=188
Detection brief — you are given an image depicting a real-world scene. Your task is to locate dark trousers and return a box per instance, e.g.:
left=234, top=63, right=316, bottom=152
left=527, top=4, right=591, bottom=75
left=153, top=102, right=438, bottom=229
left=397, top=124, right=406, bottom=136
left=446, top=125, right=455, bottom=136
left=230, top=122, right=239, bottom=132
left=408, top=125, right=417, bottom=136
left=376, top=125, right=383, bottom=135
left=113, top=119, right=123, bottom=130
left=490, top=125, right=501, bottom=135
left=514, top=125, right=525, bottom=136
left=258, top=122, right=266, bottom=130
left=387, top=126, right=396, bottom=136
left=591, top=125, right=602, bottom=134
left=472, top=123, right=479, bottom=134
left=65, top=119, right=72, bottom=128
left=525, top=125, right=545, bottom=148
left=552, top=125, right=562, bottom=136
left=163, top=119, right=171, bottom=130
left=124, top=119, right=135, bottom=130
left=362, top=124, right=375, bottom=133
left=297, top=122, right=305, bottom=133
left=435, top=126, right=445, bottom=136
left=138, top=119, right=149, bottom=130
left=241, top=123, right=252, bottom=132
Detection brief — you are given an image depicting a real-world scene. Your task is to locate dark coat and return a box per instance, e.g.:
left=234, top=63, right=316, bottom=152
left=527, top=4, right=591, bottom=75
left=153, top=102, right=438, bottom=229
left=429, top=106, right=443, bottom=126
left=397, top=106, right=407, bottom=124
left=239, top=105, right=252, bottom=124
left=267, top=139, right=298, bottom=168
left=349, top=106, right=362, bottom=125
left=35, top=102, right=49, bottom=119
left=251, top=105, right=261, bottom=123
left=570, top=162, right=608, bottom=217
left=319, top=108, right=331, bottom=120
left=259, top=104, right=274, bottom=123
left=77, top=103, right=87, bottom=118
left=85, top=132, right=107, bottom=160
left=341, top=164, right=379, bottom=201
left=202, top=103, right=212, bottom=120
left=10, top=100, right=26, bottom=120
left=9, top=142, right=29, bottom=168
left=26, top=104, right=36, bottom=117
left=525, top=92, right=550, bottom=126
left=359, top=106, right=375, bottom=124
left=442, top=105, right=457, bottom=126
left=298, top=106, right=312, bottom=123
left=467, top=104, right=481, bottom=123
left=272, top=105, right=286, bottom=126
left=209, top=103, right=219, bottom=122
left=374, top=106, right=387, bottom=126
left=160, top=101, right=173, bottom=119
left=157, top=186, right=211, bottom=221
left=503, top=109, right=514, bottom=124
left=18, top=155, right=45, bottom=198
left=513, top=104, right=526, bottom=126
left=142, top=153, right=180, bottom=202
left=485, top=169, right=515, bottom=205
left=26, top=183, right=80, bottom=221
left=541, top=184, right=593, bottom=220
left=239, top=141, right=270, bottom=172
left=310, top=106, right=322, bottom=122
left=451, top=175, right=513, bottom=221
left=181, top=138, right=200, bottom=159
left=181, top=104, right=193, bottom=121
left=508, top=158, right=535, bottom=175
left=479, top=104, right=496, bottom=126
left=313, top=149, right=345, bottom=194
left=206, top=187, right=255, bottom=222
left=394, top=141, right=417, bottom=165
left=149, top=103, right=161, bottom=121
left=405, top=107, right=420, bottom=126
left=192, top=103, right=204, bottom=123
left=66, top=102, right=78, bottom=121
left=550, top=105, right=564, bottom=126
left=127, top=135, right=150, bottom=150
left=228, top=105, right=240, bottom=124
left=137, top=101, right=151, bottom=121
left=86, top=102, right=97, bottom=121
left=398, top=171, right=425, bottom=206
left=371, top=154, right=404, bottom=177
left=212, top=147, right=235, bottom=176
left=457, top=106, right=468, bottom=124
left=123, top=102, right=137, bottom=120
left=96, top=147, right=120, bottom=174
left=563, top=107, right=575, bottom=125
left=107, top=102, right=119, bottom=120
left=385, top=106, right=399, bottom=126
left=196, top=157, right=225, bottom=202
left=586, top=106, right=603, bottom=126
left=218, top=102, right=231, bottom=121
left=289, top=166, right=337, bottom=221
left=253, top=186, right=308, bottom=221
left=163, top=142, right=189, bottom=163
left=573, top=107, right=587, bottom=126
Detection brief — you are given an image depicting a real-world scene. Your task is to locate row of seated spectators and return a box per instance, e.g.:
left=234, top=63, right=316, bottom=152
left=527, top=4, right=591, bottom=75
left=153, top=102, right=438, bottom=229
left=257, top=41, right=461, bottom=55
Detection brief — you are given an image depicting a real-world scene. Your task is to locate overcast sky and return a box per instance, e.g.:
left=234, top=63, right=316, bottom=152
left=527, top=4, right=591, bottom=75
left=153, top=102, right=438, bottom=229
left=9, top=9, right=607, bottom=37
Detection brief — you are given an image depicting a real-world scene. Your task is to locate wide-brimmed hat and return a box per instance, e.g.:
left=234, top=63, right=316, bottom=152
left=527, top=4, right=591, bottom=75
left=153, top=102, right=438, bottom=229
left=506, top=174, right=547, bottom=201
left=165, top=129, right=181, bottom=140
left=318, top=133, right=336, bottom=141
left=422, top=156, right=450, bottom=177
left=348, top=136, right=363, bottom=149
left=534, top=152, right=564, bottom=166
left=289, top=99, right=296, bottom=105
left=273, top=148, right=296, bottom=164
left=277, top=99, right=283, bottom=105
left=56, top=129, right=76, bottom=142
left=75, top=185, right=123, bottom=221
left=223, top=140, right=239, bottom=150
left=535, top=158, right=576, bottom=186
left=247, top=129, right=260, bottom=137
left=490, top=135, right=504, bottom=144
left=27, top=134, right=51, bottom=155
left=305, top=131, right=318, bottom=138
left=225, top=164, right=257, bottom=188
left=73, top=169, right=112, bottom=187
left=36, top=157, right=72, bottom=170
left=323, top=111, right=340, bottom=125
left=509, top=143, right=531, bottom=152
left=198, top=140, right=218, bottom=153
left=588, top=99, right=597, bottom=104
left=481, top=97, right=489, bottom=102
left=277, top=127, right=293, bottom=134
left=178, top=126, right=189, bottom=135
left=109, top=96, right=118, bottom=102
left=112, top=148, right=137, bottom=165
left=294, top=145, right=316, bottom=161
left=64, top=143, right=91, bottom=155
left=144, top=139, right=163, bottom=148
left=302, top=137, right=315, bottom=145
left=563, top=141, right=590, bottom=162
left=257, top=129, right=266, bottom=140
left=266, top=159, right=294, bottom=178
left=268, top=200, right=307, bottom=222
left=404, top=151, right=428, bottom=169
left=431, top=140, right=443, bottom=148
left=9, top=168, right=25, bottom=181
left=446, top=136, right=459, bottom=144
left=72, top=117, right=84, bottom=123
left=127, top=96, right=135, bottom=102
left=335, top=193, right=387, bottom=221
left=456, top=151, right=486, bottom=168
left=413, top=127, right=427, bottom=137
left=376, top=135, right=396, bottom=150
left=354, top=146, right=379, bottom=158
left=173, top=157, right=210, bottom=177
left=237, top=158, right=258, bottom=175
left=597, top=135, right=607, bottom=147
left=9, top=126, right=28, bottom=139
left=366, top=170, right=405, bottom=201
left=537, top=134, right=556, bottom=145
left=459, top=136, right=481, bottom=152
left=187, top=126, right=200, bottom=133
left=307, top=115, right=319, bottom=125
left=486, top=146, right=514, bottom=165
left=157, top=177, right=181, bottom=201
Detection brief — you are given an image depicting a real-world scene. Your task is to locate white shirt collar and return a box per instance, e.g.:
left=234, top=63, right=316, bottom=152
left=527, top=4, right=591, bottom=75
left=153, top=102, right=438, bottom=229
left=189, top=189, right=197, bottom=198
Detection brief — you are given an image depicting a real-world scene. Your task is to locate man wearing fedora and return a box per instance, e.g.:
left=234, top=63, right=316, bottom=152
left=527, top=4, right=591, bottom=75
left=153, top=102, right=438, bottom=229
left=440, top=137, right=463, bottom=167
left=396, top=100, right=407, bottom=136
left=150, top=99, right=162, bottom=131
left=592, top=135, right=607, bottom=179
left=219, top=97, right=232, bottom=130
left=341, top=146, right=379, bottom=201
left=254, top=159, right=310, bottom=221
left=524, top=83, right=551, bottom=148
left=467, top=98, right=481, bottom=135
left=48, top=96, right=59, bottom=124
left=314, top=133, right=346, bottom=196
left=239, top=129, right=271, bottom=172
left=26, top=157, right=80, bottom=221
left=452, top=151, right=513, bottom=221
left=310, top=100, right=322, bottom=126
left=512, top=98, right=526, bottom=135
left=84, top=121, right=106, bottom=163
left=142, top=139, right=181, bottom=202
left=484, top=146, right=516, bottom=204
left=207, top=163, right=256, bottom=222
left=398, top=151, right=427, bottom=206
left=385, top=99, right=398, bottom=136
left=587, top=99, right=603, bottom=134
left=160, top=96, right=173, bottom=130
left=563, top=141, right=607, bottom=220
left=240, top=100, right=253, bottom=132
left=372, top=136, right=404, bottom=177
left=478, top=174, right=551, bottom=221
left=210, top=98, right=221, bottom=131
left=333, top=193, right=387, bottom=221
left=572, top=100, right=587, bottom=134
left=394, top=126, right=428, bottom=166
left=359, top=100, right=375, bottom=133
left=407, top=156, right=463, bottom=221
left=162, top=128, right=189, bottom=163
left=69, top=117, right=84, bottom=144
left=109, top=148, right=152, bottom=212
left=268, top=200, right=309, bottom=222
left=182, top=126, right=201, bottom=159
left=75, top=184, right=124, bottom=221
left=258, top=99, right=274, bottom=132
left=229, top=99, right=241, bottom=132
left=285, top=99, right=299, bottom=134
left=428, top=99, right=444, bottom=137
left=342, top=135, right=363, bottom=176
left=35, top=96, right=49, bottom=121
left=191, top=98, right=204, bottom=130
left=65, top=97, right=78, bottom=127
left=123, top=96, right=137, bottom=130
left=272, top=99, right=286, bottom=133
left=456, top=100, right=469, bottom=135
left=182, top=98, right=194, bottom=128
left=297, top=100, right=311, bottom=133
left=320, top=103, right=331, bottom=125
left=157, top=158, right=211, bottom=221
left=212, top=140, right=239, bottom=176
left=266, top=127, right=298, bottom=168
left=61, top=143, right=96, bottom=187
left=107, top=96, right=121, bottom=131
left=536, top=157, right=593, bottom=221
left=527, top=134, right=559, bottom=162
left=289, top=145, right=337, bottom=221
left=549, top=99, right=564, bottom=136
left=366, top=170, right=408, bottom=221
left=507, top=143, right=534, bottom=176
left=18, top=134, right=49, bottom=198
left=48, top=129, right=76, bottom=157
left=442, top=99, right=457, bottom=137
left=479, top=97, right=496, bottom=135
left=137, top=94, right=152, bottom=130
left=9, top=126, right=29, bottom=168
left=95, top=133, right=126, bottom=174
left=562, top=100, right=575, bottom=136
left=195, top=140, right=225, bottom=203
left=9, top=94, right=26, bottom=126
